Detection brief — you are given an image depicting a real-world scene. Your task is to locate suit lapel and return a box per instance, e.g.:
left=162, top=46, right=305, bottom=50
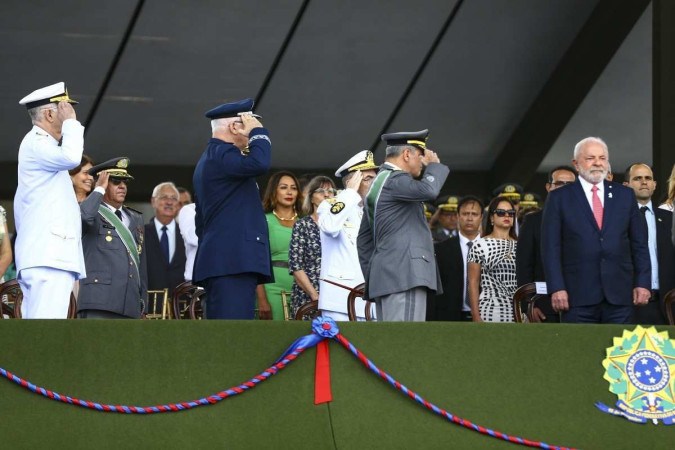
left=572, top=180, right=600, bottom=232
left=601, top=180, right=613, bottom=232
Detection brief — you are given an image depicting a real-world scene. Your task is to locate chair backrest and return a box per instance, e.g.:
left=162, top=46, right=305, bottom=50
left=172, top=281, right=201, bottom=320
left=346, top=283, right=374, bottom=321
left=0, top=279, right=22, bottom=319
left=512, top=283, right=550, bottom=323
left=145, top=289, right=171, bottom=319
left=1, top=280, right=77, bottom=319
left=665, top=288, right=675, bottom=326
left=294, top=300, right=320, bottom=321
left=189, top=288, right=205, bottom=320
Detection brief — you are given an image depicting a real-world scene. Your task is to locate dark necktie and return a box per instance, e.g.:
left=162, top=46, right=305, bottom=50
left=640, top=205, right=649, bottom=216
left=115, top=209, right=123, bottom=221
left=464, top=241, right=473, bottom=310
left=160, top=225, right=170, bottom=263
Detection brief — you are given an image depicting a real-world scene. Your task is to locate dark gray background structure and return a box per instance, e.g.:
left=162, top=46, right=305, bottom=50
left=1, top=0, right=672, bottom=210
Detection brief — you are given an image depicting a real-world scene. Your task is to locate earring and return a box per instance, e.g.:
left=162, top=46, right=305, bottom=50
left=490, top=222, right=494, bottom=225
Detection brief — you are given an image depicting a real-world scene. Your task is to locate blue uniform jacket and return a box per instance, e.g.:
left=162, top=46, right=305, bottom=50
left=192, top=127, right=273, bottom=283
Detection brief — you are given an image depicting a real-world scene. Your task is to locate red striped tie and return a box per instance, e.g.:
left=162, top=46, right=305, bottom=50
left=591, top=185, right=603, bottom=228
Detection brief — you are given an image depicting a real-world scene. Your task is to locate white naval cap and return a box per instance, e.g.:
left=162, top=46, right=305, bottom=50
left=335, top=150, right=379, bottom=178
left=19, top=82, right=78, bottom=109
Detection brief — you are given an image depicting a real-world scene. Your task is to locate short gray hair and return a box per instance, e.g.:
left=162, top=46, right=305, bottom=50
left=211, top=117, right=237, bottom=133
left=573, top=137, right=608, bottom=160
left=27, top=106, right=54, bottom=124
left=385, top=145, right=410, bottom=158
left=152, top=181, right=179, bottom=199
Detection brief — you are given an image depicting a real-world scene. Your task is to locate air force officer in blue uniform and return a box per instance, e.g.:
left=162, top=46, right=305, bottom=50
left=192, top=99, right=273, bottom=319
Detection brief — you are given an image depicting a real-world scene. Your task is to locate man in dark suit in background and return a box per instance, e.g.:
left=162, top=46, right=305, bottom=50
left=430, top=195, right=483, bottom=321
left=144, top=182, right=186, bottom=301
left=624, top=163, right=675, bottom=324
left=78, top=158, right=147, bottom=319
left=192, top=99, right=273, bottom=320
left=541, top=137, right=651, bottom=323
left=516, top=165, right=576, bottom=322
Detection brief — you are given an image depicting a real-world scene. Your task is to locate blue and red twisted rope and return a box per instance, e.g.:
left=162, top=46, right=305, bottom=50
left=332, top=331, right=575, bottom=450
left=0, top=347, right=306, bottom=414
left=0, top=317, right=576, bottom=449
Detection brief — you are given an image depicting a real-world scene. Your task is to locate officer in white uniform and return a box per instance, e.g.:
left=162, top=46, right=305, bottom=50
left=317, top=150, right=378, bottom=321
left=14, top=82, right=86, bottom=318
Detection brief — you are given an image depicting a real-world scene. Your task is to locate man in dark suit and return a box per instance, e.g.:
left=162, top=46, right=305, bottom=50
left=144, top=182, right=186, bottom=303
left=541, top=137, right=651, bottom=323
left=430, top=195, right=483, bottom=321
left=192, top=99, right=273, bottom=320
left=623, top=163, right=675, bottom=324
left=516, top=165, right=576, bottom=323
left=78, top=157, right=147, bottom=319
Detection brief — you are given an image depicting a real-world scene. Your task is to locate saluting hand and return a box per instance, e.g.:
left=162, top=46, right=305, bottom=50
left=96, top=171, right=109, bottom=190
left=57, top=100, right=76, bottom=122
left=346, top=170, right=363, bottom=191
left=239, top=113, right=263, bottom=137
left=421, top=149, right=440, bottom=166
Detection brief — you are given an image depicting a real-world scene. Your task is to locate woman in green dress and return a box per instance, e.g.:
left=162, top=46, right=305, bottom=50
left=256, top=171, right=303, bottom=320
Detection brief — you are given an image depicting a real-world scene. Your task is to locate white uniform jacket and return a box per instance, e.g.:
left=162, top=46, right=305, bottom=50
left=317, top=188, right=369, bottom=317
left=14, top=120, right=86, bottom=278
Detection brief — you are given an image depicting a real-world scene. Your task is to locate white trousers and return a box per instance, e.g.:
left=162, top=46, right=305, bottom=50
left=18, top=267, right=75, bottom=319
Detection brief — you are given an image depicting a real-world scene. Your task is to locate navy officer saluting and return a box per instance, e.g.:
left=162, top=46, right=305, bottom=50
left=192, top=98, right=273, bottom=319
left=78, top=157, right=148, bottom=319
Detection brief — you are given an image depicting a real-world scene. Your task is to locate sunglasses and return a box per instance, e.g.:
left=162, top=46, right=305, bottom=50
left=549, top=181, right=574, bottom=187
left=110, top=178, right=130, bottom=185
left=493, top=209, right=516, bottom=217
left=314, top=188, right=337, bottom=195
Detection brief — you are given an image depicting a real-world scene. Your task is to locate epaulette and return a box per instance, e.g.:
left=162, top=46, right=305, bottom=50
left=326, top=197, right=338, bottom=205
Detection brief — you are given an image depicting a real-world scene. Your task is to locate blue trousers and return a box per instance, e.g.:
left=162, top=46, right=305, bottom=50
left=562, top=299, right=633, bottom=324
left=203, top=273, right=258, bottom=319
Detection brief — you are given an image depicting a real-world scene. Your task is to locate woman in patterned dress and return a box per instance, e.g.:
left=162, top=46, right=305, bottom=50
left=256, top=171, right=303, bottom=320
left=467, top=196, right=518, bottom=322
left=288, top=176, right=336, bottom=317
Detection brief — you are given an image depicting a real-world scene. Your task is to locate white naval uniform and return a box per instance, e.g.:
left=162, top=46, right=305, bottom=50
left=14, top=120, right=86, bottom=318
left=317, top=188, right=372, bottom=320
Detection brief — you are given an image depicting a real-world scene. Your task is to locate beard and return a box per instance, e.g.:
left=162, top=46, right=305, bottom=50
left=578, top=166, right=608, bottom=184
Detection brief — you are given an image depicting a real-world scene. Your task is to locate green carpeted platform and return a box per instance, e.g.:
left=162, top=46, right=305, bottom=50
left=0, top=321, right=673, bottom=449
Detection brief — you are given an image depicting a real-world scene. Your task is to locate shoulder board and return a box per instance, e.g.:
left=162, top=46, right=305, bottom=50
left=326, top=198, right=338, bottom=205
left=124, top=206, right=143, bottom=215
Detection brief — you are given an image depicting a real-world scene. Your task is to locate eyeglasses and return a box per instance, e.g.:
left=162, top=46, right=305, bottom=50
left=493, top=209, right=516, bottom=217
left=549, top=181, right=574, bottom=187
left=109, top=178, right=130, bottom=186
left=314, top=188, right=337, bottom=196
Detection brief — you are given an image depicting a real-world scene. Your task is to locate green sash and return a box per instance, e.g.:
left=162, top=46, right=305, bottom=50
left=364, top=166, right=392, bottom=242
left=98, top=206, right=140, bottom=280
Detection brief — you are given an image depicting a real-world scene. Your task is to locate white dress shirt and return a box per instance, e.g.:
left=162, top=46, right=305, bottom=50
left=578, top=176, right=604, bottom=209
left=176, top=203, right=198, bottom=281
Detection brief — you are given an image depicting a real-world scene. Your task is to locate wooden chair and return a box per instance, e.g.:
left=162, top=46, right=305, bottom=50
left=0, top=279, right=22, bottom=319
left=294, top=300, right=320, bottom=321
left=512, top=283, right=550, bottom=323
left=1, top=279, right=77, bottom=319
left=665, top=288, right=675, bottom=326
left=172, top=281, right=203, bottom=320
left=189, top=288, right=205, bottom=320
left=346, top=283, right=375, bottom=321
left=145, top=289, right=171, bottom=320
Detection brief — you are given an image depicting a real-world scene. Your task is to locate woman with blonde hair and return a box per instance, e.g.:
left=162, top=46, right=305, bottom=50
left=658, top=164, right=675, bottom=212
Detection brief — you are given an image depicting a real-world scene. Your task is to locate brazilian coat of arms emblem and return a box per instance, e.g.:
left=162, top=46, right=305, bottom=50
left=596, top=325, right=675, bottom=424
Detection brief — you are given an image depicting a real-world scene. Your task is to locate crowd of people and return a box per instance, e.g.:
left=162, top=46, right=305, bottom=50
left=6, top=83, right=675, bottom=325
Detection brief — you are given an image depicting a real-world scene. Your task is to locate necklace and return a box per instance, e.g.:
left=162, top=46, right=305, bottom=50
left=272, top=209, right=297, bottom=221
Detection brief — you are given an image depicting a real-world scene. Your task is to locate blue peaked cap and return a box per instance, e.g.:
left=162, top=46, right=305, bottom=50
left=204, top=98, right=261, bottom=119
